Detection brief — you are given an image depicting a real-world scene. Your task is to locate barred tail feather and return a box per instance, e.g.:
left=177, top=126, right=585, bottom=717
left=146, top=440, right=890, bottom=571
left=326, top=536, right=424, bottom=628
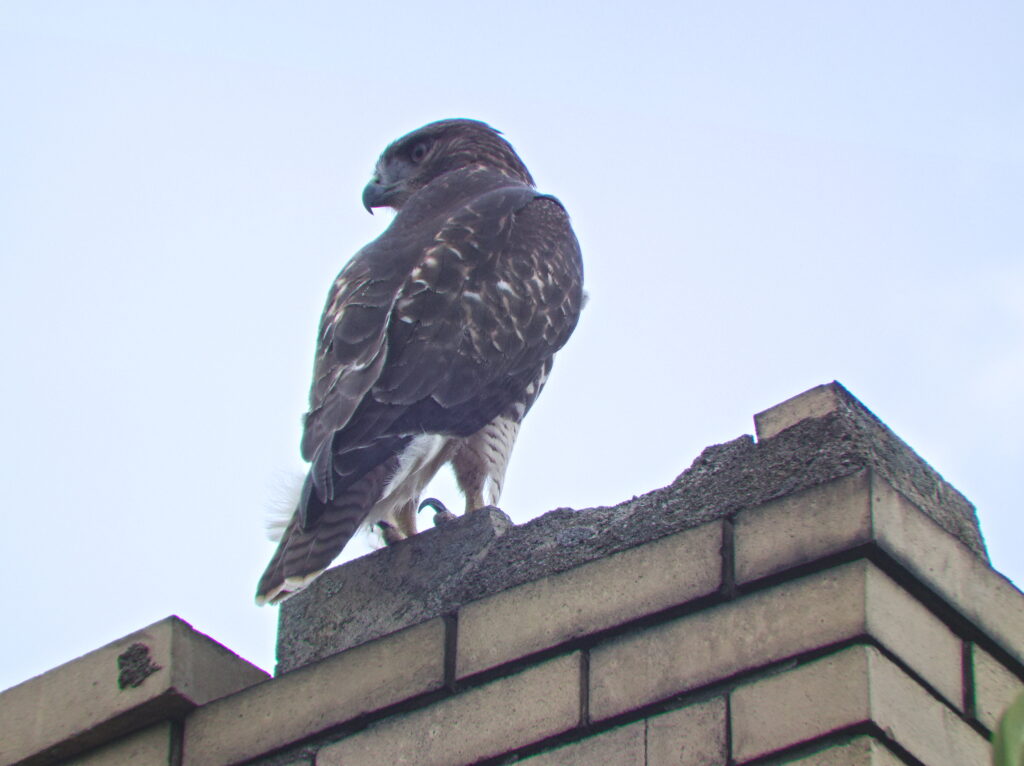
left=255, top=461, right=390, bottom=605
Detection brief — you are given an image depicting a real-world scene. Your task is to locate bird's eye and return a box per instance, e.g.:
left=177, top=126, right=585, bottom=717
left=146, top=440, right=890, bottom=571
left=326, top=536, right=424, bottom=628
left=409, top=142, right=429, bottom=163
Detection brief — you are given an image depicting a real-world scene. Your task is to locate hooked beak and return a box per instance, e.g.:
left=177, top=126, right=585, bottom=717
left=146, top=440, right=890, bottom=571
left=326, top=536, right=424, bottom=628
left=362, top=174, right=395, bottom=214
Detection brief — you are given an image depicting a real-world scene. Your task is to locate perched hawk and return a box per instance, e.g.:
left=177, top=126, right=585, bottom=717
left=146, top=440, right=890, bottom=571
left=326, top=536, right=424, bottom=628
left=256, top=119, right=584, bottom=604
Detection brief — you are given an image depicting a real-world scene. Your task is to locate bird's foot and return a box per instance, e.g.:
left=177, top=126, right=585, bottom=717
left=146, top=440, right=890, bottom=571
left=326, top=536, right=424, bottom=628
left=377, top=520, right=406, bottom=545
left=418, top=497, right=458, bottom=527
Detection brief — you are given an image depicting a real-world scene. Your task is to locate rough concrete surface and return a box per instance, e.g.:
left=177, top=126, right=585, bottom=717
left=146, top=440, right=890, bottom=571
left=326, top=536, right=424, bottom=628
left=278, top=382, right=988, bottom=673
left=277, top=507, right=511, bottom=673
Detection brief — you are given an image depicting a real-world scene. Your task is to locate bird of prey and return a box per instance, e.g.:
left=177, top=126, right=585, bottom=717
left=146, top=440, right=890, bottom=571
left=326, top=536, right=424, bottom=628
left=256, top=119, right=584, bottom=604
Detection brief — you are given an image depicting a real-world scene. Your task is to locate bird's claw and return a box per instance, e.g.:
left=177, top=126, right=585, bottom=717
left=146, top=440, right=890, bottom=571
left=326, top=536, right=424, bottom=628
left=418, top=497, right=458, bottom=527
left=377, top=521, right=406, bottom=546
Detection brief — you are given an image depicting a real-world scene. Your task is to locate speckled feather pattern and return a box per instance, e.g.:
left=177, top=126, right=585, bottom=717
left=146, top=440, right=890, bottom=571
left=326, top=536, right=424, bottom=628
left=257, top=120, right=583, bottom=603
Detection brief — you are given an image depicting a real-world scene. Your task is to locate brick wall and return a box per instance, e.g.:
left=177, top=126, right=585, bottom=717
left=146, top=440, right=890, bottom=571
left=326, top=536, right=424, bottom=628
left=3, top=383, right=1022, bottom=766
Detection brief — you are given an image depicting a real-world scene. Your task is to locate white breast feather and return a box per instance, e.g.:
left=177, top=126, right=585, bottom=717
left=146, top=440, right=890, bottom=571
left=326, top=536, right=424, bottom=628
left=365, top=433, right=453, bottom=529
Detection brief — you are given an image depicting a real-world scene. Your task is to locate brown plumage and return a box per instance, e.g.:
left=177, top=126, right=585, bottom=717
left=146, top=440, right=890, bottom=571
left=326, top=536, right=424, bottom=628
left=257, top=119, right=584, bottom=604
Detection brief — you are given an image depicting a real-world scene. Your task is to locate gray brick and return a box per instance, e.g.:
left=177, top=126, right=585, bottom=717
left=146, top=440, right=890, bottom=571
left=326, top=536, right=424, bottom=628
left=458, top=522, right=723, bottom=677
left=873, top=478, right=1024, bottom=668
left=647, top=697, right=727, bottom=766
left=731, top=645, right=987, bottom=766
left=183, top=619, right=445, bottom=766
left=777, top=736, right=906, bottom=765
left=972, top=643, right=1024, bottom=732
left=518, top=722, right=644, bottom=765
left=754, top=383, right=843, bottom=441
left=515, top=697, right=727, bottom=766
left=738, top=468, right=1024, bottom=675
left=589, top=560, right=962, bottom=720
left=0, top=616, right=267, bottom=766
left=735, top=472, right=872, bottom=585
left=316, top=653, right=581, bottom=766
left=861, top=555, right=963, bottom=708
left=65, top=723, right=174, bottom=766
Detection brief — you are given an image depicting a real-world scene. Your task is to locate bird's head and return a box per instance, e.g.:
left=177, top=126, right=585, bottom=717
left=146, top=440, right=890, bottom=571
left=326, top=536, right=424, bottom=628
left=362, top=118, right=535, bottom=213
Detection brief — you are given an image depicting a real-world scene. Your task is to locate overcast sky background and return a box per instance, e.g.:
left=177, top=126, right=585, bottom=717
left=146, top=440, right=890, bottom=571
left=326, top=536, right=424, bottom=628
left=1, top=2, right=1021, bottom=692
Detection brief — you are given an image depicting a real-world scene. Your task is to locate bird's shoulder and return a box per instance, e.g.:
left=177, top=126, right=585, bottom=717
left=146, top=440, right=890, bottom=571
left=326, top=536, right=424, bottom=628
left=394, top=168, right=537, bottom=229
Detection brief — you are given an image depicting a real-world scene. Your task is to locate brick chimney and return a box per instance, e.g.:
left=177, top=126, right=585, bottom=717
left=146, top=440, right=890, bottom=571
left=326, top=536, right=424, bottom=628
left=3, top=383, right=1022, bottom=765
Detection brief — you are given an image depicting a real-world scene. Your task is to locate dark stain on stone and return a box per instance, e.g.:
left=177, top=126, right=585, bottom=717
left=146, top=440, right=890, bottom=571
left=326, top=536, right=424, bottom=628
left=117, top=642, right=162, bottom=689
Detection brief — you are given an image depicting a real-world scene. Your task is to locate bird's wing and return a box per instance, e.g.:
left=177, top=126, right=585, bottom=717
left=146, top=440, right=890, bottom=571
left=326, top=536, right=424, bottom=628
left=298, top=183, right=583, bottom=509
left=374, top=188, right=584, bottom=423
left=257, top=185, right=583, bottom=605
left=299, top=245, right=408, bottom=463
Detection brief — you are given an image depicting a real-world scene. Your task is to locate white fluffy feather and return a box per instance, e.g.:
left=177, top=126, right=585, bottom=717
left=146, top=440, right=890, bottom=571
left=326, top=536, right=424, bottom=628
left=264, top=470, right=306, bottom=542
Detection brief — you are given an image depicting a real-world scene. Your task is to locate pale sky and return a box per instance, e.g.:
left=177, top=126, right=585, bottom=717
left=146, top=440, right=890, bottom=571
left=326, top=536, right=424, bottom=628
left=1, top=2, right=1022, bottom=692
